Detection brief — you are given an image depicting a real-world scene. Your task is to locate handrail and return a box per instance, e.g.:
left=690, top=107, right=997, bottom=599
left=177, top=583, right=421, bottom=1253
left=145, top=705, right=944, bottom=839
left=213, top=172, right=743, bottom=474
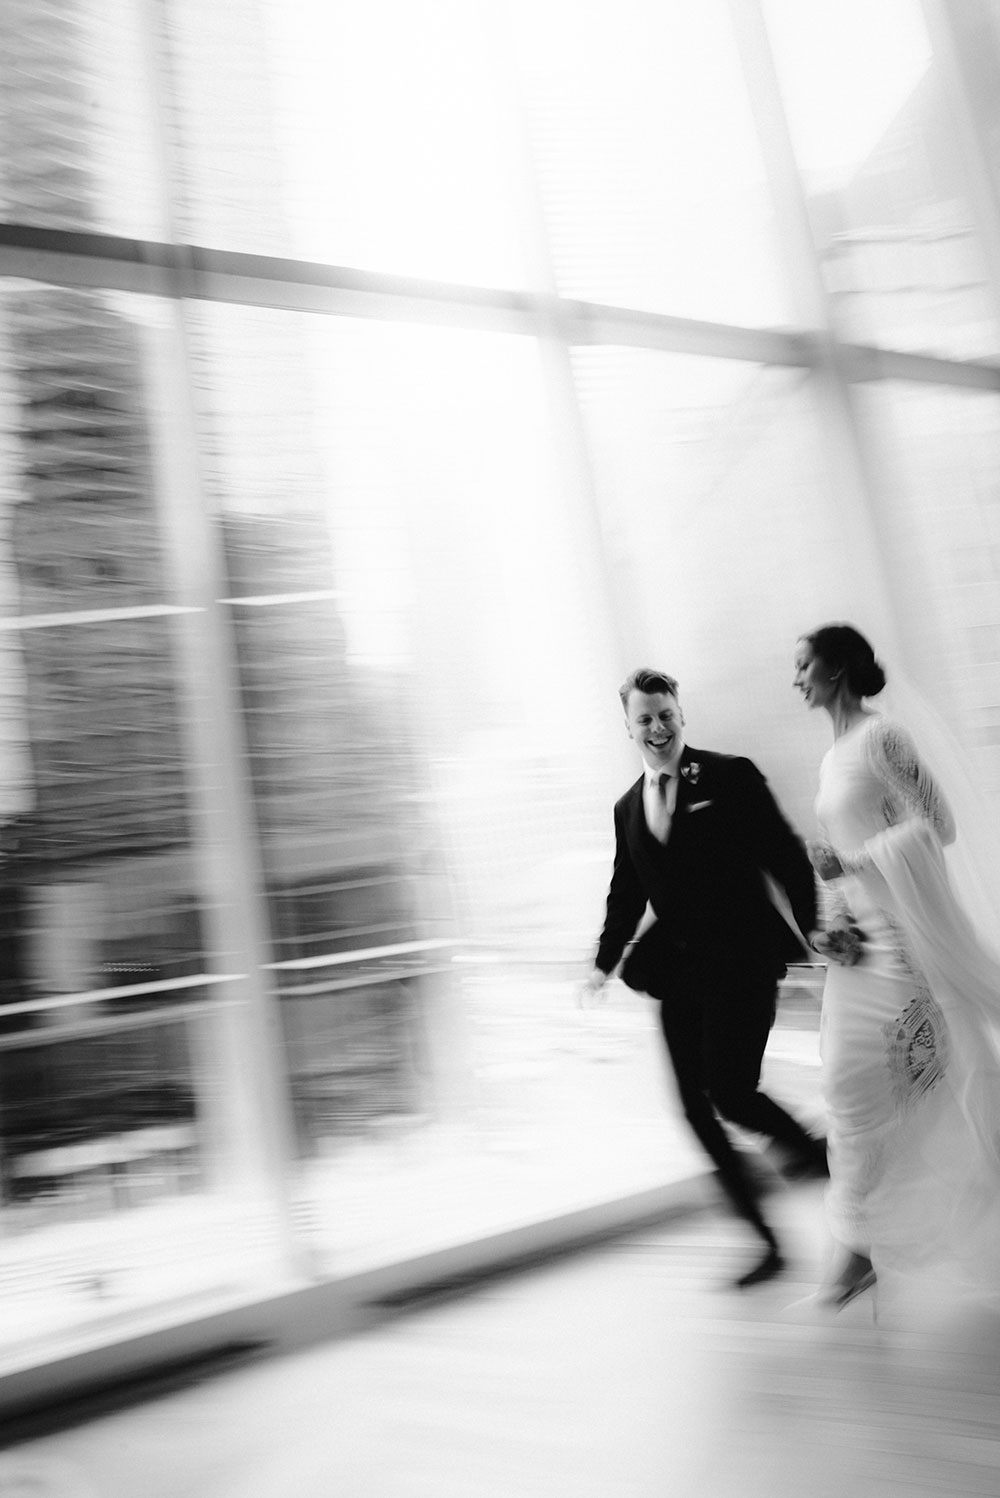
left=265, top=938, right=458, bottom=971
left=0, top=972, right=245, bottom=1021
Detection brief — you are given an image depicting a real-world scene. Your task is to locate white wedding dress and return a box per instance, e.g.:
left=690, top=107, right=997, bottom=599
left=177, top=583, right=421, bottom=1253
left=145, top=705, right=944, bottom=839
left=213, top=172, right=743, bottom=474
left=816, top=714, right=1000, bottom=1306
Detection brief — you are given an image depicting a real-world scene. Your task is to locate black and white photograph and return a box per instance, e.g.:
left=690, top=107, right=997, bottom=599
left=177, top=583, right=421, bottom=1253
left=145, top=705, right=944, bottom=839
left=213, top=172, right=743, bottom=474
left=1, top=2, right=1000, bottom=1494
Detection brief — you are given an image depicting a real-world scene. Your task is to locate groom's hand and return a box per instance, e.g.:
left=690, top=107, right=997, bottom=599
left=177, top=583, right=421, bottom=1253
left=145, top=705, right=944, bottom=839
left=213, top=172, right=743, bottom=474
left=810, top=926, right=865, bottom=967
left=578, top=968, right=609, bottom=1007
left=808, top=929, right=834, bottom=958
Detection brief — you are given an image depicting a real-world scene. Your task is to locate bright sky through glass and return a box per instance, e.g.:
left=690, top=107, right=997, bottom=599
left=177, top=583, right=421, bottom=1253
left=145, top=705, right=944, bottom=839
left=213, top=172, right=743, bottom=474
left=763, top=0, right=932, bottom=177
left=260, top=0, right=936, bottom=673
left=262, top=0, right=530, bottom=287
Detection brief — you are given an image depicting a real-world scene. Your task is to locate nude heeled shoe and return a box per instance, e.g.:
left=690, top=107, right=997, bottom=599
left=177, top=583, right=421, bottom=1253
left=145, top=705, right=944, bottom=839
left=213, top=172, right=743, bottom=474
left=819, top=1258, right=876, bottom=1312
left=785, top=1253, right=877, bottom=1318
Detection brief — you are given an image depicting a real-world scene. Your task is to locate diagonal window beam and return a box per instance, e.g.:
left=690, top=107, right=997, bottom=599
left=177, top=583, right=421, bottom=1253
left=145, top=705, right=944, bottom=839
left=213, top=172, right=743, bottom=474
left=3, top=219, right=999, bottom=387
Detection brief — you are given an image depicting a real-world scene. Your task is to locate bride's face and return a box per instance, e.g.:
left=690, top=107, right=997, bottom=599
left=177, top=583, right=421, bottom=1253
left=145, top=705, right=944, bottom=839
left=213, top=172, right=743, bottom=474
left=793, top=640, right=839, bottom=710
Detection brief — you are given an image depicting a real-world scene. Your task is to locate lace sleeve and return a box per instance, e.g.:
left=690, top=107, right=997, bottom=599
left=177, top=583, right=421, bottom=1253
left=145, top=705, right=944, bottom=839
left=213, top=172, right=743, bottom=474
left=819, top=880, right=851, bottom=924
left=867, top=719, right=956, bottom=846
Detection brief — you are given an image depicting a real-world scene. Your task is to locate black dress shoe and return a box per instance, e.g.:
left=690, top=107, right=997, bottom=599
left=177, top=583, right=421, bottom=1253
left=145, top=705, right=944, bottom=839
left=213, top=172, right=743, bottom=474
left=735, top=1246, right=786, bottom=1290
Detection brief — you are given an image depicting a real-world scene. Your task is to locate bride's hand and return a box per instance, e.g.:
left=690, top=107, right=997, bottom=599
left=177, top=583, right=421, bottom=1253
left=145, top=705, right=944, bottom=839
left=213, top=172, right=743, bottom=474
left=807, top=839, right=845, bottom=881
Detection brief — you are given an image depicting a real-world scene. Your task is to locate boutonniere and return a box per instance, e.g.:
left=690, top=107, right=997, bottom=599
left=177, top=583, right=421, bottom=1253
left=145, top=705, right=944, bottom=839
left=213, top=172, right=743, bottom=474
left=681, top=762, right=701, bottom=787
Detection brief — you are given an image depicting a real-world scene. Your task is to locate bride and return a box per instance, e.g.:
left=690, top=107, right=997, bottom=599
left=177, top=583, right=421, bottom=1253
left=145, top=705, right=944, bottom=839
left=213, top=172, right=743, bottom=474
left=793, top=621, right=1000, bottom=1317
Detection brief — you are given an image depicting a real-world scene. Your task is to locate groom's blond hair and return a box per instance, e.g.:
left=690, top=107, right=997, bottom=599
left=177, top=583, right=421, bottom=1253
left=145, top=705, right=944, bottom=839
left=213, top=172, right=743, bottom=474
left=618, top=667, right=680, bottom=711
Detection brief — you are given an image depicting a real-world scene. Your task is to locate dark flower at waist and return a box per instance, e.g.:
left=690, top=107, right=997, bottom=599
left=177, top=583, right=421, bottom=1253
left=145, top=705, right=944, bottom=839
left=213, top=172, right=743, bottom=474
left=823, top=924, right=866, bottom=967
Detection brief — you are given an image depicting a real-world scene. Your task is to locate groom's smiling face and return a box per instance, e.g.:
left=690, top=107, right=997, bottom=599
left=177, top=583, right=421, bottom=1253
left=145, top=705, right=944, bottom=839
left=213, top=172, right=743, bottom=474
left=625, top=689, right=685, bottom=771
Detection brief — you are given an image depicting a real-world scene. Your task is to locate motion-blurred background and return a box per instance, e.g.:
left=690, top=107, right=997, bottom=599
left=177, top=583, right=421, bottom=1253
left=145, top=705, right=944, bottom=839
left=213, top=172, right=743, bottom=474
left=0, top=0, right=999, bottom=1391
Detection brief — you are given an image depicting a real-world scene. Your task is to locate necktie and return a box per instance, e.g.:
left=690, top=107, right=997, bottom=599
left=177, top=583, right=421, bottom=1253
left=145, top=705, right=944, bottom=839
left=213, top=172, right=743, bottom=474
left=647, top=772, right=673, bottom=844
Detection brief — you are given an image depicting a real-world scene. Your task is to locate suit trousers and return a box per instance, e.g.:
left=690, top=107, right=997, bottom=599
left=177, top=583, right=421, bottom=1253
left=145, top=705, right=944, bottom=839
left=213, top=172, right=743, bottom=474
left=655, top=955, right=822, bottom=1240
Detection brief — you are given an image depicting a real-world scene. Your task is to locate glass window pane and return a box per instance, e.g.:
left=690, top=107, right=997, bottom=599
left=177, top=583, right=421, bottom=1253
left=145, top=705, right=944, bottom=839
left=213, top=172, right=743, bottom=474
left=190, top=303, right=730, bottom=1268
left=573, top=348, right=868, bottom=830
left=509, top=0, right=792, bottom=324
left=0, top=285, right=204, bottom=987
left=854, top=380, right=1000, bottom=788
left=0, top=285, right=291, bottom=1366
left=763, top=0, right=1000, bottom=358
left=0, top=0, right=166, bottom=239
left=165, top=0, right=533, bottom=287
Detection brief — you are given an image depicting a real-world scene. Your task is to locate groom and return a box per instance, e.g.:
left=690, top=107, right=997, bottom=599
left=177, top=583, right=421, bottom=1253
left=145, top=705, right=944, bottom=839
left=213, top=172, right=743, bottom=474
left=585, top=667, right=825, bottom=1288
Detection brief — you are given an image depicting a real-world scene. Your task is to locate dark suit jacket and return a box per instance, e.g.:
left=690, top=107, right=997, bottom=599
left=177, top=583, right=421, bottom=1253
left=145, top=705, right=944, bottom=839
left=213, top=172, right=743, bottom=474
left=595, top=745, right=816, bottom=998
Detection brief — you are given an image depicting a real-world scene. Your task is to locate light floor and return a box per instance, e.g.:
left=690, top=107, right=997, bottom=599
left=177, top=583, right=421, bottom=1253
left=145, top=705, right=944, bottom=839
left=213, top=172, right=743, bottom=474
left=2, top=1180, right=1000, bottom=1498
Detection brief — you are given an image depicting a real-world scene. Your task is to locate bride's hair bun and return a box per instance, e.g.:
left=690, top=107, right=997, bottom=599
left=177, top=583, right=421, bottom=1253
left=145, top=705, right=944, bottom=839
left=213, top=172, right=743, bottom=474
left=804, top=623, right=887, bottom=698
left=854, top=656, right=887, bottom=698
